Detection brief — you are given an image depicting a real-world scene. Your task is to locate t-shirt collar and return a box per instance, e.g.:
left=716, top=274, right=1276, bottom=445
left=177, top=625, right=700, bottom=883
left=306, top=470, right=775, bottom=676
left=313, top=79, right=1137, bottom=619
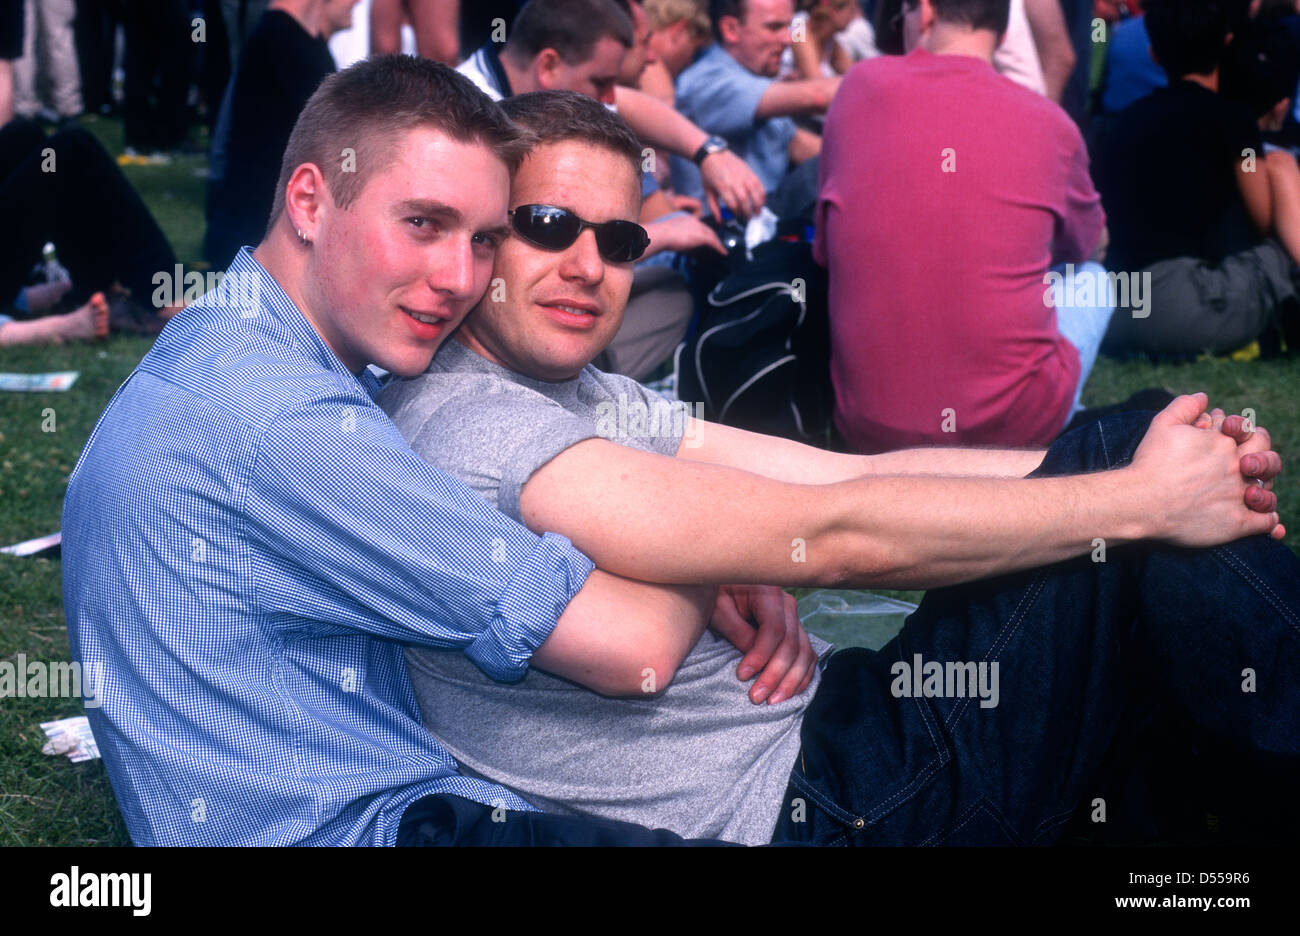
left=433, top=337, right=585, bottom=405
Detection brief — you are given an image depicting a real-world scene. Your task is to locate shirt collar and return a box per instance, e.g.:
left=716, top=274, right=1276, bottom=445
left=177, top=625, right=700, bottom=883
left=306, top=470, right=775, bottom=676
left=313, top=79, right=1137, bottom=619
left=705, top=43, right=740, bottom=70
left=227, top=247, right=385, bottom=400
left=480, top=42, right=513, bottom=98
left=357, top=367, right=387, bottom=401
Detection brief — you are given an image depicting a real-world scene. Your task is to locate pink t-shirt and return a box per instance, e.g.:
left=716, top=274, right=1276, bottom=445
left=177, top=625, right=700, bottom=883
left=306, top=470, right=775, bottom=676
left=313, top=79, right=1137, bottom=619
left=815, top=48, right=1104, bottom=454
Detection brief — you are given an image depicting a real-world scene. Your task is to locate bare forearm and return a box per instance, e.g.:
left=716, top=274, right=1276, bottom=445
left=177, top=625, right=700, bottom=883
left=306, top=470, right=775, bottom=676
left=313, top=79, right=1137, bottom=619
left=866, top=447, right=1047, bottom=479
left=523, top=440, right=1150, bottom=591
left=409, top=0, right=460, bottom=65
left=790, top=35, right=823, bottom=81
left=637, top=62, right=677, bottom=107
left=534, top=570, right=715, bottom=696
left=613, top=85, right=705, bottom=157
left=789, top=127, right=821, bottom=164
left=680, top=419, right=1044, bottom=482
left=1038, top=39, right=1075, bottom=102
left=1024, top=0, right=1075, bottom=103
left=755, top=78, right=838, bottom=119
left=806, top=469, right=1147, bottom=589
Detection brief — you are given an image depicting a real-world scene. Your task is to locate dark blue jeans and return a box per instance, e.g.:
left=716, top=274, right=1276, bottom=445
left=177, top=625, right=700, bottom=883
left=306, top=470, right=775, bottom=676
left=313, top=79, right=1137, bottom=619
left=773, top=410, right=1300, bottom=845
left=397, top=791, right=737, bottom=846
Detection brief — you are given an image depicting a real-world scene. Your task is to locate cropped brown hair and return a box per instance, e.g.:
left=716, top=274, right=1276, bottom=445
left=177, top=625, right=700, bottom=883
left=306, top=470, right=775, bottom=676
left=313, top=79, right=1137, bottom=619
left=500, top=90, right=644, bottom=180
left=268, top=55, right=530, bottom=230
left=504, top=0, right=634, bottom=66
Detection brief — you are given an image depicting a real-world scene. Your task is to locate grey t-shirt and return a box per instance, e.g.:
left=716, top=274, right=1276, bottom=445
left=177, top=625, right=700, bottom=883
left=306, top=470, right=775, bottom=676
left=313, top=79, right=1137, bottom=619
left=378, top=339, right=828, bottom=845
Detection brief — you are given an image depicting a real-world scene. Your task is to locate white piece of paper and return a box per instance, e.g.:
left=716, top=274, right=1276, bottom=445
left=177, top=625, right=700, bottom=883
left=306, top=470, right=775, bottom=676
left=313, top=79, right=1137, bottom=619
left=1, top=531, right=61, bottom=557
left=0, top=371, right=79, bottom=392
left=40, top=715, right=101, bottom=763
left=744, top=207, right=780, bottom=256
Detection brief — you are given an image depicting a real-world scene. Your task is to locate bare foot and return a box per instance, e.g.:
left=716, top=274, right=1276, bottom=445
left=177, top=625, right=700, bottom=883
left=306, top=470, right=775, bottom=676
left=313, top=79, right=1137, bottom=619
left=56, top=292, right=109, bottom=342
left=0, top=293, right=108, bottom=347
left=91, top=292, right=110, bottom=338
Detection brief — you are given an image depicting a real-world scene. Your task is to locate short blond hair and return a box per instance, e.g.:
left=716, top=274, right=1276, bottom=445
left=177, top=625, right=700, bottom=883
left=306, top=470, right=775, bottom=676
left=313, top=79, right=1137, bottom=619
left=643, top=0, right=711, bottom=38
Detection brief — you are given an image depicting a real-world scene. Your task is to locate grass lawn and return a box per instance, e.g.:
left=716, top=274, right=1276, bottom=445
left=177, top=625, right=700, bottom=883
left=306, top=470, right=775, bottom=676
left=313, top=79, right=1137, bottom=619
left=1, top=117, right=1296, bottom=846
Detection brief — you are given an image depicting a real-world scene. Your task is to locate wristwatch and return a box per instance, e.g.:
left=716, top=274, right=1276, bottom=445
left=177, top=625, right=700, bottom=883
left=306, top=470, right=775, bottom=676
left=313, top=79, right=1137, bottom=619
left=692, top=135, right=729, bottom=165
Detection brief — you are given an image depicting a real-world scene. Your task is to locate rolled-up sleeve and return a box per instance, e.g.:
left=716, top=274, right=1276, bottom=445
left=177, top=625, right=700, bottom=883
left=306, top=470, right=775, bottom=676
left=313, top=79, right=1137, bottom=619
left=466, top=530, right=595, bottom=679
left=245, top=392, right=594, bottom=682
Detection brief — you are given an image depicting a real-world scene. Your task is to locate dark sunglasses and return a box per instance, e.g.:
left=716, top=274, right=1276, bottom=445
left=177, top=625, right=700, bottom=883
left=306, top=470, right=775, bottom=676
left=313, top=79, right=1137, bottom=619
left=509, top=204, right=651, bottom=263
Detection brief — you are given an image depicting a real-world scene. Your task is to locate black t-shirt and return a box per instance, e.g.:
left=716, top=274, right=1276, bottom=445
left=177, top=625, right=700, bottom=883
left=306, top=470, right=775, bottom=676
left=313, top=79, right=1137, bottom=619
left=1095, top=80, right=1263, bottom=271
left=205, top=11, right=336, bottom=268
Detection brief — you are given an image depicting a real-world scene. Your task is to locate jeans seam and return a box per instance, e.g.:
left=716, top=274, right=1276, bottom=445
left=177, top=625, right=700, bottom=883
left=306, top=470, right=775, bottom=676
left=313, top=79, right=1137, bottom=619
left=791, top=745, right=950, bottom=830
left=918, top=796, right=988, bottom=846
left=839, top=640, right=952, bottom=825
left=1031, top=806, right=1080, bottom=844
left=987, top=798, right=1029, bottom=845
left=788, top=769, right=860, bottom=826
left=920, top=795, right=1026, bottom=846
left=910, top=665, right=947, bottom=756
left=942, top=573, right=1049, bottom=732
left=862, top=750, right=945, bottom=825
left=1213, top=543, right=1300, bottom=640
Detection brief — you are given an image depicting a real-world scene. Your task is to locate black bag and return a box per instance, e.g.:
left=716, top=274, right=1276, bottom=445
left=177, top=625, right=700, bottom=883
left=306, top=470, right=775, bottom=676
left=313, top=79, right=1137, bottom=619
left=674, top=239, right=833, bottom=444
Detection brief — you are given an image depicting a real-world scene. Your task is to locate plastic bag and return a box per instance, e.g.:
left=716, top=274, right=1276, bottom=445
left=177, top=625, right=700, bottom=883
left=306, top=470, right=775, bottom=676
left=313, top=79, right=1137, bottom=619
left=797, top=590, right=917, bottom=651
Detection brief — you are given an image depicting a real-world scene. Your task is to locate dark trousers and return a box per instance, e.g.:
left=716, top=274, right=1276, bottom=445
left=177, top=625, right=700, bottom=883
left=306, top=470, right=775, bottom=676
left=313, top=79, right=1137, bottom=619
left=73, top=0, right=118, bottom=115
left=1059, top=0, right=1095, bottom=133
left=121, top=0, right=191, bottom=149
left=776, top=410, right=1300, bottom=845
left=0, top=118, right=176, bottom=304
left=397, top=792, right=738, bottom=846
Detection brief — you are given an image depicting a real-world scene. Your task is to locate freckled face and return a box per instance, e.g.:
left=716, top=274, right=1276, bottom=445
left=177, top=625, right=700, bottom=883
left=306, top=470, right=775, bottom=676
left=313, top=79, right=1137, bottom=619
left=302, top=127, right=511, bottom=377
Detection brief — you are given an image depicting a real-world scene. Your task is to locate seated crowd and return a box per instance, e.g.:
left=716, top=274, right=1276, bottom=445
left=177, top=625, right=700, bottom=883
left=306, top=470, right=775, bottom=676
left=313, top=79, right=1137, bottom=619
left=9, top=0, right=1298, bottom=440
left=12, top=0, right=1300, bottom=845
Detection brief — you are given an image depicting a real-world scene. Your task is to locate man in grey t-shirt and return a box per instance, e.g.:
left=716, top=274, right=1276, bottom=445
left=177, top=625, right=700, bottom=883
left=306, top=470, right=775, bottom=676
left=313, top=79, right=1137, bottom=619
left=381, top=339, right=830, bottom=844
left=379, top=91, right=831, bottom=844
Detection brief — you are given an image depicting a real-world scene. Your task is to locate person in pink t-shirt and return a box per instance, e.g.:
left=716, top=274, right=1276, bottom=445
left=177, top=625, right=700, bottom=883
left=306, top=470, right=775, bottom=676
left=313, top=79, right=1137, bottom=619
left=816, top=0, right=1116, bottom=454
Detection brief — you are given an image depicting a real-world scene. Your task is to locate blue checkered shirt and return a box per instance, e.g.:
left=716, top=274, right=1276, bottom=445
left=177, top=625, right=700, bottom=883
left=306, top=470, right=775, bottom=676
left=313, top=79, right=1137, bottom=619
left=62, top=248, right=594, bottom=845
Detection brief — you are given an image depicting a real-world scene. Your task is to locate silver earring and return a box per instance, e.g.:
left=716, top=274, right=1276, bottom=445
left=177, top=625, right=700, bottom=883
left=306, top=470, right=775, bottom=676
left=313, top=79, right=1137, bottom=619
left=296, top=228, right=311, bottom=245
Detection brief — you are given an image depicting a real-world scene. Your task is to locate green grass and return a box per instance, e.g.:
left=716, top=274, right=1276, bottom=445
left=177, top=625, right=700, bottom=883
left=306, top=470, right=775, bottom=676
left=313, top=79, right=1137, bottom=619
left=0, top=114, right=199, bottom=846
left=1, top=117, right=1298, bottom=846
